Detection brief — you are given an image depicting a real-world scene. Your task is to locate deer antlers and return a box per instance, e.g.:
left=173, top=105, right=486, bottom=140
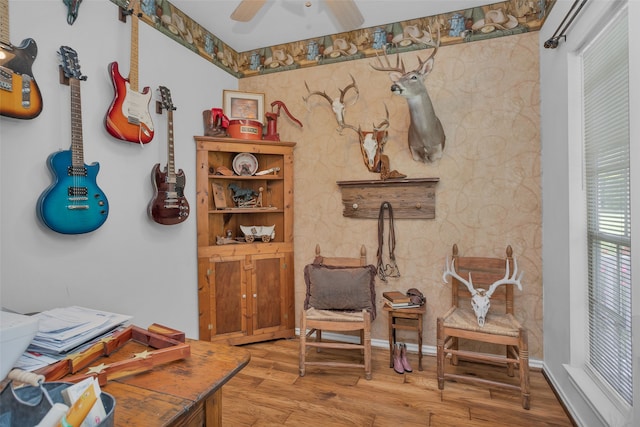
left=443, top=256, right=523, bottom=327
left=486, top=258, right=524, bottom=296
left=303, top=74, right=359, bottom=133
left=443, top=257, right=523, bottom=298
left=370, top=26, right=440, bottom=76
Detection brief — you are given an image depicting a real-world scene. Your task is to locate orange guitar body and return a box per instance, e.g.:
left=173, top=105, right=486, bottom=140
left=104, top=1, right=153, bottom=144
left=0, top=0, right=43, bottom=120
left=105, top=61, right=154, bottom=144
left=0, top=58, right=43, bottom=119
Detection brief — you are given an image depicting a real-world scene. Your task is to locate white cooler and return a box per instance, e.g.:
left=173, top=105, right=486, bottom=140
left=0, top=311, right=39, bottom=380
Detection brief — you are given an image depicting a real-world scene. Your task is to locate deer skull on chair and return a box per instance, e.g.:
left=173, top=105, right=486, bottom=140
left=442, top=257, right=523, bottom=327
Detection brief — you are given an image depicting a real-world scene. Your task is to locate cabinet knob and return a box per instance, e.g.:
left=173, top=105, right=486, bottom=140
left=253, top=293, right=257, bottom=298
left=352, top=203, right=358, bottom=210
left=242, top=294, right=246, bottom=299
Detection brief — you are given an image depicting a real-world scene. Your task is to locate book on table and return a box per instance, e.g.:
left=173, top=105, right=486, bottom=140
left=382, top=291, right=411, bottom=304
left=383, top=299, right=421, bottom=309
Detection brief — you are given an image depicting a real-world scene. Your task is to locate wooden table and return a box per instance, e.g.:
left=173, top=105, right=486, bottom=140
left=101, top=339, right=249, bottom=426
left=383, top=305, right=426, bottom=371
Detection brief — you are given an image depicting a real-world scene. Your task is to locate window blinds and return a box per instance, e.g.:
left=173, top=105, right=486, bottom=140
left=582, top=7, right=632, bottom=405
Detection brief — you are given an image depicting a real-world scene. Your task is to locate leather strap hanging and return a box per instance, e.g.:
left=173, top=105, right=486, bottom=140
left=377, top=201, right=400, bottom=282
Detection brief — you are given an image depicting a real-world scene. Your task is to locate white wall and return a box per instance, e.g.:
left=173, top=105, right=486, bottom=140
left=540, top=1, right=639, bottom=425
left=0, top=0, right=236, bottom=338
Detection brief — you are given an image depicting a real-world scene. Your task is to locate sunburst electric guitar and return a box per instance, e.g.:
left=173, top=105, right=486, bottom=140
left=148, top=86, right=189, bottom=225
left=105, top=0, right=154, bottom=144
left=0, top=0, right=42, bottom=119
left=37, top=46, right=109, bottom=234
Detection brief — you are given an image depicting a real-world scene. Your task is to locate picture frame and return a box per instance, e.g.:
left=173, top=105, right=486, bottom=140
left=212, top=182, right=227, bottom=209
left=223, top=90, right=265, bottom=124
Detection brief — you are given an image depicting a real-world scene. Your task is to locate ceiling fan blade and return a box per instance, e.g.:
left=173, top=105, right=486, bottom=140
left=231, top=0, right=267, bottom=22
left=325, top=0, right=364, bottom=31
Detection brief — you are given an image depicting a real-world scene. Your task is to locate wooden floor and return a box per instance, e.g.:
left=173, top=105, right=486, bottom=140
left=222, top=338, right=574, bottom=426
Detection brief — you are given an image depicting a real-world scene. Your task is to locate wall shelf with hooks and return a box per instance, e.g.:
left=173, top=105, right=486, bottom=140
left=336, top=178, right=439, bottom=219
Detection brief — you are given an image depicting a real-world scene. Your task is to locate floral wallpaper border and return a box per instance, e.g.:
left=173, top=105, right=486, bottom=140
left=110, top=0, right=555, bottom=78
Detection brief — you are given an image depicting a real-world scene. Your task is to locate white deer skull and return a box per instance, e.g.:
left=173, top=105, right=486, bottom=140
left=303, top=74, right=359, bottom=133
left=442, top=257, right=523, bottom=327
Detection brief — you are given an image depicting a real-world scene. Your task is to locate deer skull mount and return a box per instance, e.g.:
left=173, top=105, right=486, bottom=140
left=371, top=27, right=446, bottom=163
left=303, top=74, right=359, bottom=134
left=442, top=257, right=523, bottom=327
left=304, top=76, right=405, bottom=179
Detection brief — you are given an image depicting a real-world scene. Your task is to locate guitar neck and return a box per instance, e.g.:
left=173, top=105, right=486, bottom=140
left=0, top=0, right=11, bottom=46
left=69, top=78, right=85, bottom=167
left=129, top=1, right=140, bottom=91
left=166, top=109, right=176, bottom=178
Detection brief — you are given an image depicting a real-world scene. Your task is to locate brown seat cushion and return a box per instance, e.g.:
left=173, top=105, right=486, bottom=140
left=304, top=263, right=377, bottom=320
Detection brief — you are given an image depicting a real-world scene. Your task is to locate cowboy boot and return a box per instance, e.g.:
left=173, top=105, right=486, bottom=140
left=400, top=343, right=413, bottom=373
left=393, top=343, right=405, bottom=374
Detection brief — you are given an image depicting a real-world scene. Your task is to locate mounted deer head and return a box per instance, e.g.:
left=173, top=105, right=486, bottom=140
left=371, top=27, right=446, bottom=163
left=442, top=257, right=523, bottom=327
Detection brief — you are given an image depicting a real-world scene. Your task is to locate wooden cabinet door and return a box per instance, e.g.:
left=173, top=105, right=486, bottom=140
left=200, top=255, right=248, bottom=341
left=248, top=253, right=288, bottom=336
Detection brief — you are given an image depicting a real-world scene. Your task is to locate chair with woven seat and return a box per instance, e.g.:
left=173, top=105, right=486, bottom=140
left=299, top=244, right=377, bottom=380
left=437, top=243, right=531, bottom=409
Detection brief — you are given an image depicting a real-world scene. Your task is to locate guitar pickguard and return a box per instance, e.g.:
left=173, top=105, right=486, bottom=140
left=0, top=38, right=42, bottom=119
left=121, top=81, right=154, bottom=132
left=105, top=61, right=154, bottom=143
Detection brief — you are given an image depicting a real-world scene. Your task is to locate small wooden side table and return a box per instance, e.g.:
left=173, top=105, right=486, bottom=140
left=383, top=305, right=426, bottom=371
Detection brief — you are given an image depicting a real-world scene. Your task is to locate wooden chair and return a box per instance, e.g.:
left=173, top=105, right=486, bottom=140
left=299, top=244, right=377, bottom=380
left=437, top=244, right=531, bottom=409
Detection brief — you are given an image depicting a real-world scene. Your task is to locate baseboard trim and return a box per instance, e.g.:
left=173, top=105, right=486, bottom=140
left=542, top=364, right=580, bottom=427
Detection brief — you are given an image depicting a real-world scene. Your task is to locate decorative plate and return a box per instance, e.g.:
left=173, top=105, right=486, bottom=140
left=233, top=153, right=259, bottom=176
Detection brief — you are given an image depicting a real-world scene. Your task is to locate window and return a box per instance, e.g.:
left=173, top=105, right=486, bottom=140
left=582, top=6, right=632, bottom=406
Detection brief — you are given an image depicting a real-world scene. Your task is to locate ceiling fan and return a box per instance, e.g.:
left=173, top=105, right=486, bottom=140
left=231, top=0, right=365, bottom=32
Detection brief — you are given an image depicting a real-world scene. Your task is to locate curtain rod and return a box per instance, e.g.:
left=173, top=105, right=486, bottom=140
left=544, top=0, right=589, bottom=48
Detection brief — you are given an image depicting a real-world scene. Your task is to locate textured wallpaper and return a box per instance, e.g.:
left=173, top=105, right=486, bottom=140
left=239, top=31, right=542, bottom=358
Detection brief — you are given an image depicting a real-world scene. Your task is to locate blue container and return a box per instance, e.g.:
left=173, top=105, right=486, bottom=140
left=0, top=381, right=115, bottom=427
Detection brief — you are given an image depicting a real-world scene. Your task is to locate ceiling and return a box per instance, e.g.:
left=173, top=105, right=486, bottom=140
left=170, top=0, right=491, bottom=52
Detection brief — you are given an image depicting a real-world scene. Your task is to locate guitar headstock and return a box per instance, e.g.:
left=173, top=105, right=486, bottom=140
left=118, top=0, right=141, bottom=21
left=58, top=45, right=87, bottom=81
left=158, top=86, right=177, bottom=111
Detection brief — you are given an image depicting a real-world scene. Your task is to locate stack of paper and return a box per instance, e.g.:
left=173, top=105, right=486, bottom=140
left=27, top=306, right=131, bottom=354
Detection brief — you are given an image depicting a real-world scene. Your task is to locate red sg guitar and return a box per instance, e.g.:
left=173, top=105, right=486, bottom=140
left=148, top=86, right=189, bottom=225
left=105, top=0, right=154, bottom=144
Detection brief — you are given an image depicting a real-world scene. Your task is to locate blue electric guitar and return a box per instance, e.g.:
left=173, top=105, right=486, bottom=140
left=37, top=46, right=109, bottom=234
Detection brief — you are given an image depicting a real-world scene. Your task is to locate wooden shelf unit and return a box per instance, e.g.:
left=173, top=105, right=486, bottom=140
left=195, top=136, right=296, bottom=345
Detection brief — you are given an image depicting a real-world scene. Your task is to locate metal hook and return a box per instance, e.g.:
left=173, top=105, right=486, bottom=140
left=63, top=0, right=82, bottom=25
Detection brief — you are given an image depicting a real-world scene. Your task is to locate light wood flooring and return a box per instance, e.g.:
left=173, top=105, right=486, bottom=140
left=221, top=338, right=574, bottom=426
